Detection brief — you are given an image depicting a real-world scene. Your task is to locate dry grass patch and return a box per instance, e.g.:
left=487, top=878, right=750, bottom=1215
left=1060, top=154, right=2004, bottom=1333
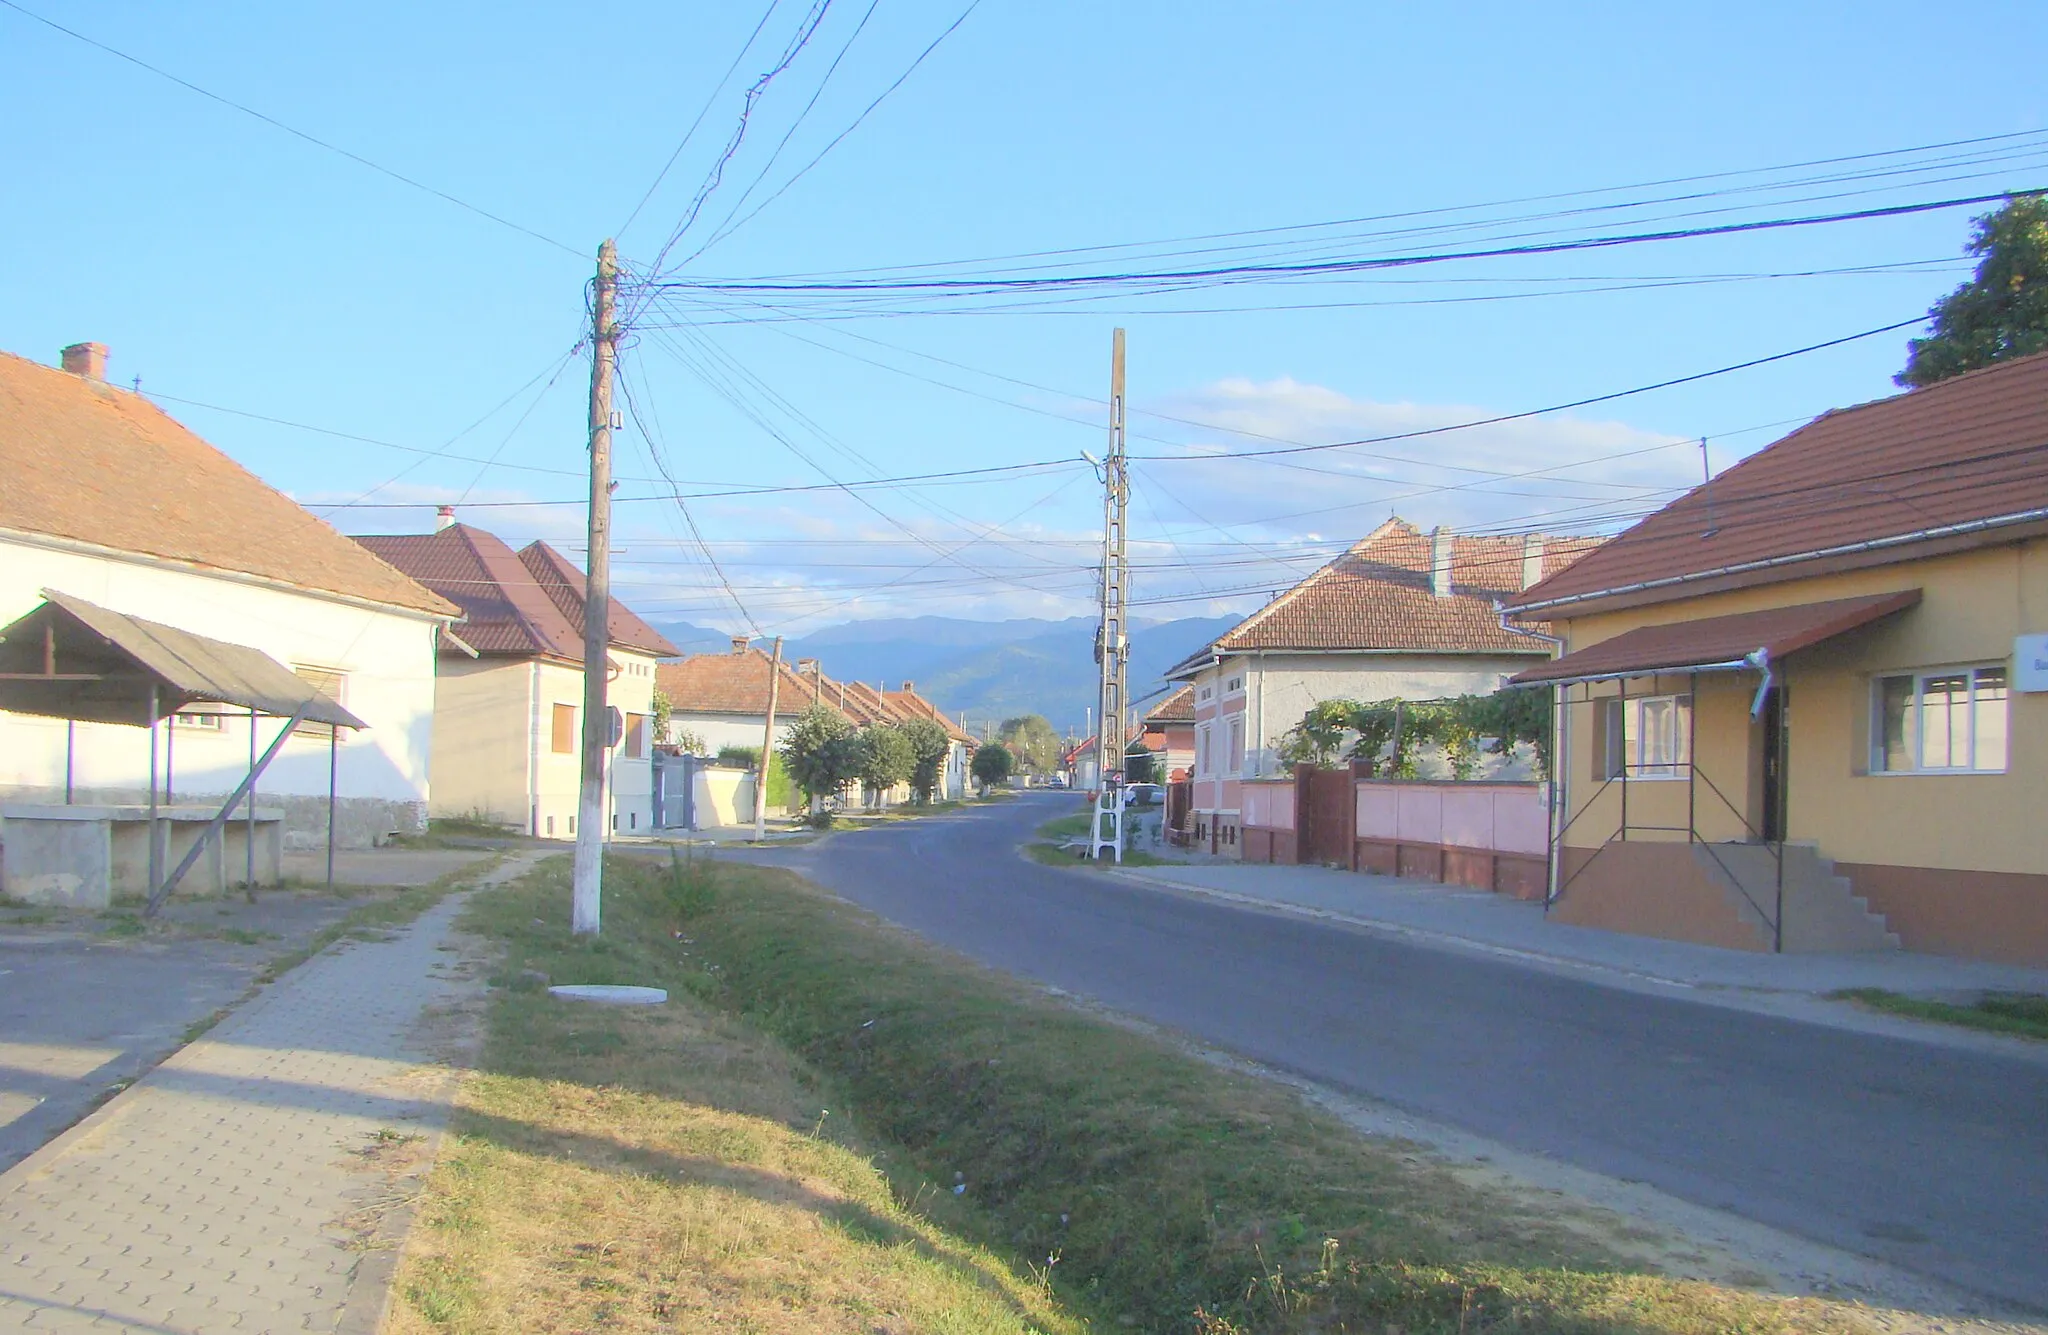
left=388, top=861, right=1081, bottom=1334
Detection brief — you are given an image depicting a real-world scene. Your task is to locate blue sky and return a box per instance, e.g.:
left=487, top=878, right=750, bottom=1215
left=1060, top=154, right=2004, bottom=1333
left=5, top=1, right=2046, bottom=633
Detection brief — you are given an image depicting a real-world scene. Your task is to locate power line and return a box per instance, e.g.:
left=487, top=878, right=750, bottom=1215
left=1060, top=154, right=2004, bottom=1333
left=0, top=0, right=584, bottom=258
left=675, top=0, right=988, bottom=265
left=650, top=188, right=2039, bottom=296
left=616, top=0, right=786, bottom=242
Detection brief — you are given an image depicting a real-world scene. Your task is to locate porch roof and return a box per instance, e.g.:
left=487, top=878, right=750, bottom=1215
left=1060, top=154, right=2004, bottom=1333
left=0, top=589, right=364, bottom=729
left=1508, top=589, right=1921, bottom=687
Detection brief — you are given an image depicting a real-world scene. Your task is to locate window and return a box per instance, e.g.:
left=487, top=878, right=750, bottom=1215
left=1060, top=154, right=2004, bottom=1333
left=1872, top=666, right=2007, bottom=773
left=1225, top=674, right=1244, bottom=695
left=172, top=708, right=224, bottom=731
left=623, top=712, right=647, bottom=758
left=1196, top=722, right=1213, bottom=776
left=552, top=703, right=576, bottom=754
left=1228, top=717, right=1245, bottom=773
left=291, top=665, right=346, bottom=739
left=1599, top=694, right=1692, bottom=779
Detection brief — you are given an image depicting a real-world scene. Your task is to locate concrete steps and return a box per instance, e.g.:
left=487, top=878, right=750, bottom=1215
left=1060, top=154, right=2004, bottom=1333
left=1692, top=842, right=1900, bottom=953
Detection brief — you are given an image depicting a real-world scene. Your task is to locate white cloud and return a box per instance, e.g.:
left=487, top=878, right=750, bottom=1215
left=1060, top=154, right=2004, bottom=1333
left=1134, top=376, right=1697, bottom=538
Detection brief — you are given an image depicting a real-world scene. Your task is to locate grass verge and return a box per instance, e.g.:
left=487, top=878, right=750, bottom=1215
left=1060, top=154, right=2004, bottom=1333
left=395, top=851, right=1867, bottom=1334
left=1833, top=987, right=2048, bottom=1041
left=1025, top=809, right=1170, bottom=867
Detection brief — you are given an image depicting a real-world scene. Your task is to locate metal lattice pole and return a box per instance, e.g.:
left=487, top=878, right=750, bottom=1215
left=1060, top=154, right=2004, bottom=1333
left=1091, top=329, right=1130, bottom=861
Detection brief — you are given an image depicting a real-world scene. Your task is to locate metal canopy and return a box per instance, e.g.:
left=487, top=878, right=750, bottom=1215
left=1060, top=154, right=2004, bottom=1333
left=1508, top=589, right=1922, bottom=688
left=0, top=589, right=363, bottom=729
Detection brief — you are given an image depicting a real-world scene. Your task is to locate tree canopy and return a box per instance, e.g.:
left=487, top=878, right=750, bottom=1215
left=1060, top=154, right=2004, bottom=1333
left=778, top=705, right=864, bottom=808
left=996, top=714, right=1062, bottom=773
left=855, top=725, right=915, bottom=801
left=899, top=718, right=953, bottom=803
left=971, top=741, right=1014, bottom=793
left=1897, top=195, right=2048, bottom=388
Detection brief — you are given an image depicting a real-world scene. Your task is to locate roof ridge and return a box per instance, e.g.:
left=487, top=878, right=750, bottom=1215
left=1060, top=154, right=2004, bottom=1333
left=1213, top=516, right=1416, bottom=651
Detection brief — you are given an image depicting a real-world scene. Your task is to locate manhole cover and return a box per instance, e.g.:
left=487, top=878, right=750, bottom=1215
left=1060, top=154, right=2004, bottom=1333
left=547, top=984, right=668, bottom=1006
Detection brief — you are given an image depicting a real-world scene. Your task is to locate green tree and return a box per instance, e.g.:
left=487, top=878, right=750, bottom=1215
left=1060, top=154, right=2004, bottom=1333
left=996, top=714, right=1062, bottom=773
left=777, top=705, right=863, bottom=809
left=970, top=742, right=1014, bottom=794
left=1897, top=195, right=2048, bottom=387
left=1124, top=740, right=1162, bottom=783
left=855, top=724, right=914, bottom=808
left=899, top=717, right=953, bottom=804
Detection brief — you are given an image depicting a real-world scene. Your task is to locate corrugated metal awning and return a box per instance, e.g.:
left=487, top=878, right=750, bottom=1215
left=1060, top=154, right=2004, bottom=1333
left=0, top=589, right=365, bottom=729
left=1509, top=589, right=1921, bottom=687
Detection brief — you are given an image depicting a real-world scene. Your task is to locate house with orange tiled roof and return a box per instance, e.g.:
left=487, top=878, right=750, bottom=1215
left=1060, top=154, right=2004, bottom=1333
left=1140, top=685, right=1196, bottom=780
left=1503, top=350, right=2048, bottom=964
left=1165, top=517, right=1603, bottom=854
left=0, top=342, right=458, bottom=849
left=354, top=517, right=678, bottom=839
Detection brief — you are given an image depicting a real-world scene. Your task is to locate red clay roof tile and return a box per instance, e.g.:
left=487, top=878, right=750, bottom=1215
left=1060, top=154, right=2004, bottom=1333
left=1507, top=349, right=2048, bottom=613
left=0, top=350, right=453, bottom=617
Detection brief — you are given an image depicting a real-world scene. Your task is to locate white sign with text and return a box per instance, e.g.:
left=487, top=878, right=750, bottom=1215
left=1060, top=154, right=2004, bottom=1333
left=2016, top=634, right=2048, bottom=693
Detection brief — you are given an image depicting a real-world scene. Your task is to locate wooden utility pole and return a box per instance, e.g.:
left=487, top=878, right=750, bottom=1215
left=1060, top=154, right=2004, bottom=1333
left=573, top=238, right=619, bottom=935
left=753, top=636, right=784, bottom=841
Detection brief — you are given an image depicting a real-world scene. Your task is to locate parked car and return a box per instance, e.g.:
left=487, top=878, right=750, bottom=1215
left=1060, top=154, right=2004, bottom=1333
left=1124, top=783, right=1162, bottom=807
left=1046, top=774, right=1068, bottom=789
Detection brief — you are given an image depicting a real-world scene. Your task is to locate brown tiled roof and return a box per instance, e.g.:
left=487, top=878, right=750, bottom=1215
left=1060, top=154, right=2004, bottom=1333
left=883, top=686, right=973, bottom=743
left=513, top=540, right=677, bottom=657
left=658, top=649, right=850, bottom=722
left=1146, top=684, right=1195, bottom=723
left=0, top=349, right=453, bottom=616
left=1507, top=349, right=2048, bottom=615
left=1510, top=590, right=1922, bottom=685
left=1192, top=519, right=1603, bottom=660
left=353, top=525, right=677, bottom=660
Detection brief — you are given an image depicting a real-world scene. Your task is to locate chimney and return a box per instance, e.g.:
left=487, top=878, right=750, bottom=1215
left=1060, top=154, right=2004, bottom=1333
left=1430, top=525, right=1454, bottom=598
left=730, top=635, right=750, bottom=655
left=900, top=680, right=914, bottom=694
left=435, top=505, right=456, bottom=532
left=1520, top=534, right=1546, bottom=591
left=61, top=342, right=107, bottom=381
left=796, top=658, right=820, bottom=676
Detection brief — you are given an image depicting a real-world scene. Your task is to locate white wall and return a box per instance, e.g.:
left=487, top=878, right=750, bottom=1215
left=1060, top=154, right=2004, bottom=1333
left=0, top=534, right=440, bottom=846
left=1241, top=651, right=1538, bottom=777
left=667, top=712, right=794, bottom=754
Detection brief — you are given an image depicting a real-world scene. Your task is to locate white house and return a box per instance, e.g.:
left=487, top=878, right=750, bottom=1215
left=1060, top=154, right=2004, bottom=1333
left=355, top=517, right=678, bottom=839
left=1165, top=518, right=1601, bottom=854
left=0, top=343, right=456, bottom=847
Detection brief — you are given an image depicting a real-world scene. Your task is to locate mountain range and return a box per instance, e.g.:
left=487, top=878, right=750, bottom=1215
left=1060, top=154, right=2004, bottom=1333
left=649, top=613, right=1241, bottom=736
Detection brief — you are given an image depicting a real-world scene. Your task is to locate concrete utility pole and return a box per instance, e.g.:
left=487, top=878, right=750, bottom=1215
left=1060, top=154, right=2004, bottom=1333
left=1090, top=328, right=1130, bottom=861
left=753, top=635, right=783, bottom=841
left=573, top=239, right=619, bottom=936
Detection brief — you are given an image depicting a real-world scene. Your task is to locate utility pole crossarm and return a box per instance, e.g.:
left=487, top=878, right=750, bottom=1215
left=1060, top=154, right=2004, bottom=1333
left=573, top=239, right=619, bottom=936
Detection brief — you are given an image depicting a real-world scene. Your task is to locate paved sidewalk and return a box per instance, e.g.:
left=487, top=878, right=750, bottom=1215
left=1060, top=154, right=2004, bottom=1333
left=1106, top=860, right=2048, bottom=1001
left=0, top=852, right=541, bottom=1333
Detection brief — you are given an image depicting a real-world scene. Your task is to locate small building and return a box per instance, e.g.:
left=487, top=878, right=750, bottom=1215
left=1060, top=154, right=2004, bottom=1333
left=1140, top=685, right=1196, bottom=780
left=354, top=518, right=677, bottom=838
left=1166, top=518, right=1600, bottom=854
left=657, top=642, right=851, bottom=756
left=0, top=343, right=455, bottom=847
left=1504, top=350, right=2048, bottom=963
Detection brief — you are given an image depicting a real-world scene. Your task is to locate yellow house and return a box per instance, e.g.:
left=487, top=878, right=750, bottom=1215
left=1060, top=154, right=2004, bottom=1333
left=1503, top=351, right=2048, bottom=965
left=355, top=517, right=677, bottom=839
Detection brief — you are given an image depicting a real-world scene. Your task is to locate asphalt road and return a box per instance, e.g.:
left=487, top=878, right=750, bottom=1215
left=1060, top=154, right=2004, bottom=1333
left=755, top=794, right=2048, bottom=1313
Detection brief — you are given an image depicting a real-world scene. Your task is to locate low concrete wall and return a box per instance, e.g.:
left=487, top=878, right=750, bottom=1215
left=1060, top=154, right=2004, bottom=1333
left=1554, top=842, right=1767, bottom=951
left=0, top=783, right=421, bottom=851
left=1356, top=779, right=1549, bottom=899
left=1840, top=861, right=2048, bottom=966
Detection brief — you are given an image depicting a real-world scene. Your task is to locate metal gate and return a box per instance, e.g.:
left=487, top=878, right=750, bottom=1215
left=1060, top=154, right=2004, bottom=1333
left=651, top=752, right=697, bottom=830
left=1299, top=768, right=1356, bottom=867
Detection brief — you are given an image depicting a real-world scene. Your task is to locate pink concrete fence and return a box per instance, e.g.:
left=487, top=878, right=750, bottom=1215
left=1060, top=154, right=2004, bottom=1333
left=1239, top=766, right=1548, bottom=899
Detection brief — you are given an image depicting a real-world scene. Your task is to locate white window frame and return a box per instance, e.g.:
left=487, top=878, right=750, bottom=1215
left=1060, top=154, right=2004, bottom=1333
left=1227, top=715, right=1245, bottom=774
left=1600, top=693, right=1692, bottom=781
left=289, top=664, right=347, bottom=741
left=1870, top=664, right=2008, bottom=775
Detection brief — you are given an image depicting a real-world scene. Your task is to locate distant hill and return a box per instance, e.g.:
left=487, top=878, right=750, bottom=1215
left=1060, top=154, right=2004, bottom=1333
left=645, top=613, right=1240, bottom=735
